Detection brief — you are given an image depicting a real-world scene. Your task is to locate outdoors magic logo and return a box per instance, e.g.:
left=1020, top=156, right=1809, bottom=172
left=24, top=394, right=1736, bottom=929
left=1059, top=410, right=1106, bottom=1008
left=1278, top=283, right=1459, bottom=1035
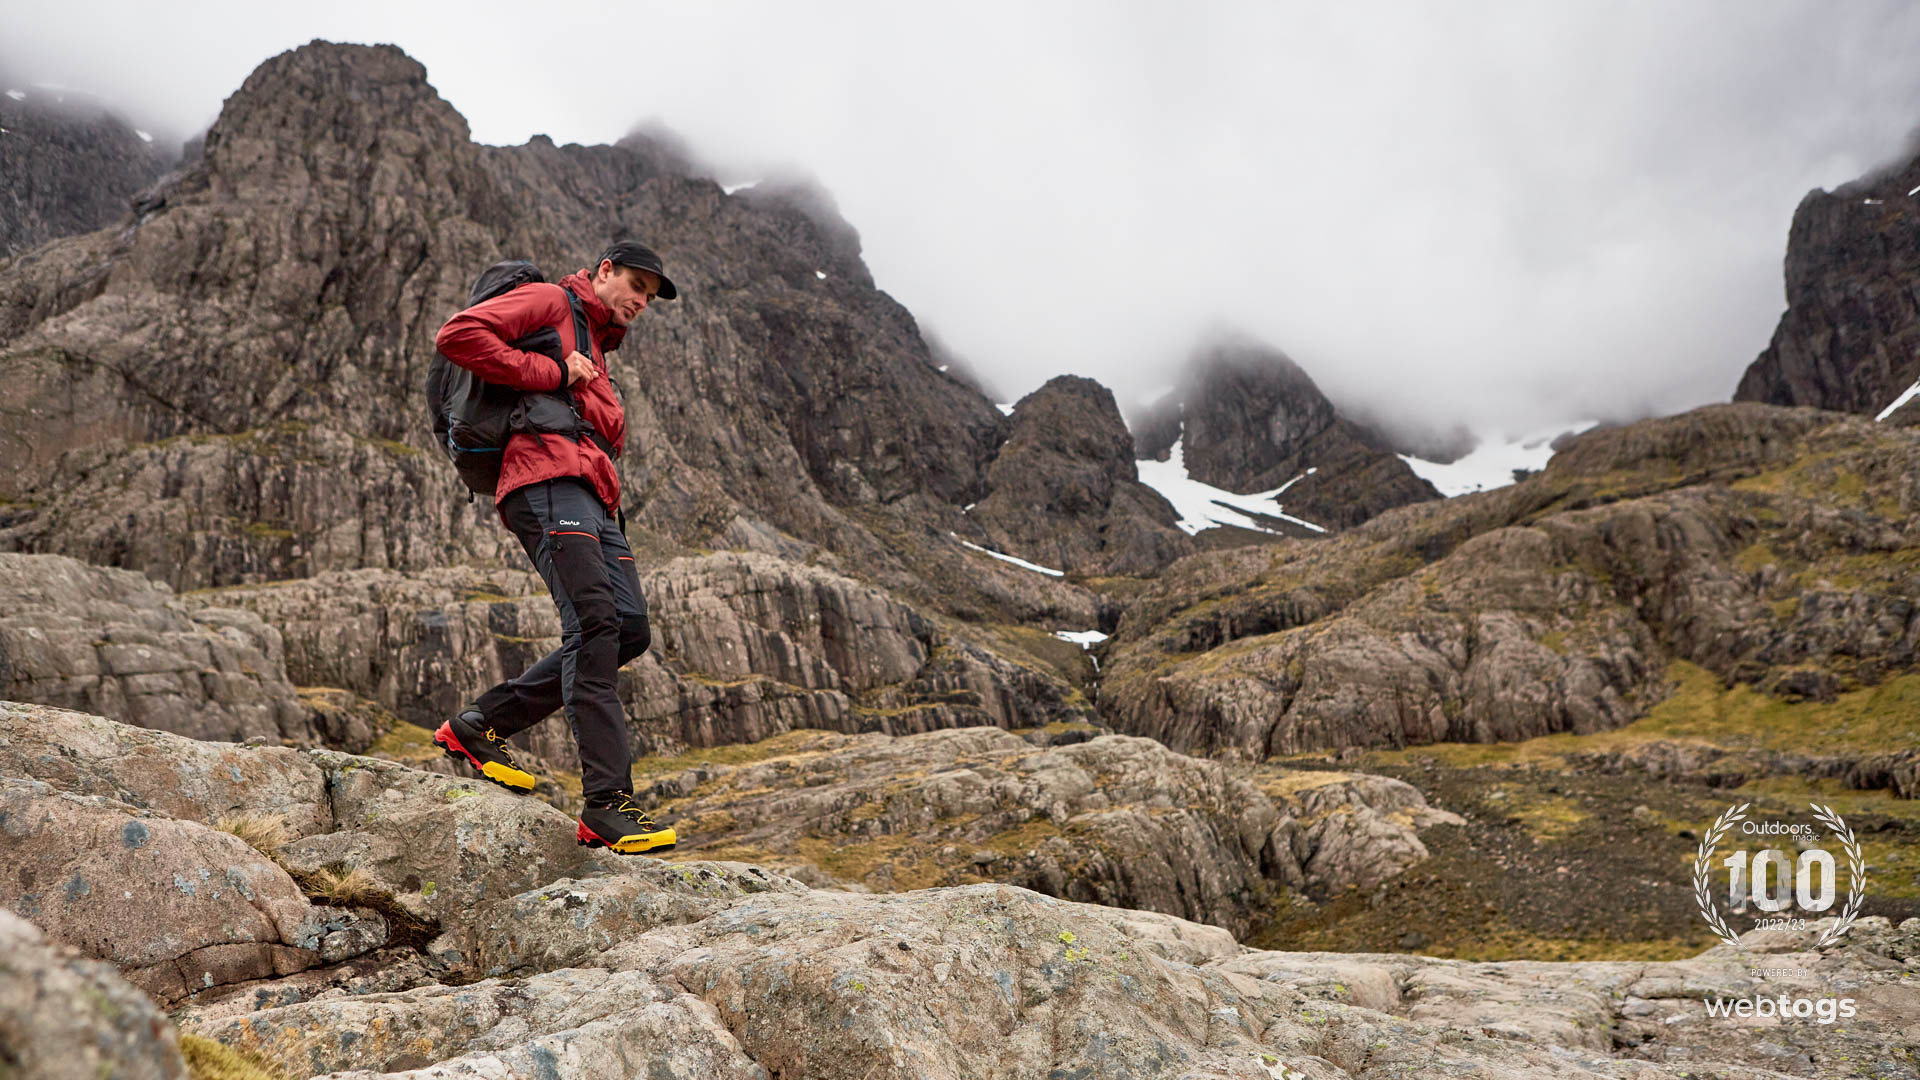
left=1693, top=802, right=1868, bottom=947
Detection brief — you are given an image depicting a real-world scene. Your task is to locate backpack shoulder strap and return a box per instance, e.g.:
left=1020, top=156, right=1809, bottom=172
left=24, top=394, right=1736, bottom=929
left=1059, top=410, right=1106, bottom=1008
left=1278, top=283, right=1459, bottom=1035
left=560, top=288, right=619, bottom=463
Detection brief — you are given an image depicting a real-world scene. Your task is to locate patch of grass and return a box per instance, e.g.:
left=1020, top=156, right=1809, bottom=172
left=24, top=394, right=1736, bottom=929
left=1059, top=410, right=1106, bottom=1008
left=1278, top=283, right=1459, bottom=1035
left=303, top=867, right=384, bottom=907
left=242, top=522, right=295, bottom=540
left=1508, top=793, right=1587, bottom=842
left=978, top=818, right=1066, bottom=857
left=365, top=721, right=440, bottom=764
left=984, top=624, right=1097, bottom=687
left=215, top=813, right=290, bottom=858
left=180, top=1033, right=291, bottom=1080
left=361, top=435, right=422, bottom=458
left=1365, top=659, right=1920, bottom=769
left=1254, top=768, right=1356, bottom=802
left=1423, top=927, right=1718, bottom=964
left=630, top=728, right=838, bottom=783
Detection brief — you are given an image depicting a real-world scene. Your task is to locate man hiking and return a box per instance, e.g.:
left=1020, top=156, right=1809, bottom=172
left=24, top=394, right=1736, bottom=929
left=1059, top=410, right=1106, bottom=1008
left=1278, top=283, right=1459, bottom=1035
left=431, top=241, right=679, bottom=855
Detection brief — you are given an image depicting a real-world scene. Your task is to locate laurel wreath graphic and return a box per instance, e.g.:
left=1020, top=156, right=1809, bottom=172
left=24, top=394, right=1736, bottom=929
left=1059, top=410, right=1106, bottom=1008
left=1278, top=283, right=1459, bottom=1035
left=1809, top=802, right=1866, bottom=949
left=1692, top=801, right=1866, bottom=950
left=1692, top=802, right=1750, bottom=948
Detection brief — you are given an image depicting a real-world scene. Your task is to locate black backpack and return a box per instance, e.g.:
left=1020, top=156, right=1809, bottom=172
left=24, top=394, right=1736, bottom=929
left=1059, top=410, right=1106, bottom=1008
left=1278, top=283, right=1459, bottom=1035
left=426, top=260, right=615, bottom=495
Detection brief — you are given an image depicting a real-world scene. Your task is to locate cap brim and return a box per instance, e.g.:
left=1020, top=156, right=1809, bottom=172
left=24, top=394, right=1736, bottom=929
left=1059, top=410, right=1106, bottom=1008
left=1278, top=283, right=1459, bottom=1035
left=655, top=275, right=678, bottom=300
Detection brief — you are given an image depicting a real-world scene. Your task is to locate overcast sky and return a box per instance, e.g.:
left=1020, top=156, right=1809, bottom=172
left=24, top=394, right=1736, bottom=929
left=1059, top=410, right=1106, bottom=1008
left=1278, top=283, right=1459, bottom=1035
left=8, top=1, right=1920, bottom=442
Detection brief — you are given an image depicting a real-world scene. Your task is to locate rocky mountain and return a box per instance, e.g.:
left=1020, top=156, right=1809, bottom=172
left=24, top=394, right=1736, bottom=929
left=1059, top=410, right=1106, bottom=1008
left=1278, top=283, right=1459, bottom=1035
left=1102, top=402, right=1920, bottom=762
left=1733, top=139, right=1920, bottom=416
left=960, top=375, right=1193, bottom=574
left=0, top=81, right=172, bottom=258
left=1132, top=339, right=1442, bottom=531
left=0, top=42, right=1193, bottom=629
left=5, top=702, right=1917, bottom=1079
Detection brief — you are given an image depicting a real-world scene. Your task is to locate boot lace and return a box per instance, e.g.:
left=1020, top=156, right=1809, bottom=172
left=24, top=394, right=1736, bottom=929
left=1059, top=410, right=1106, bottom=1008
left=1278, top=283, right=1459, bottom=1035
left=480, top=726, right=521, bottom=764
left=610, top=795, right=657, bottom=827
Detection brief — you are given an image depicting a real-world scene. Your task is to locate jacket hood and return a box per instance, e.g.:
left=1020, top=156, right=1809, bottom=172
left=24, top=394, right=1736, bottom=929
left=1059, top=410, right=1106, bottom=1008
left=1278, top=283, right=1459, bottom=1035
left=560, top=270, right=629, bottom=353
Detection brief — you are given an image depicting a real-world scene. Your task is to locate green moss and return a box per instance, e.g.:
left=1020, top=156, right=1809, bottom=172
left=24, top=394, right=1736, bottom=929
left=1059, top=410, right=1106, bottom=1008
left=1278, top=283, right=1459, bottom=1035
left=365, top=721, right=438, bottom=764
left=1539, top=630, right=1568, bottom=655
left=629, top=728, right=834, bottom=783
left=361, top=436, right=422, bottom=458
left=1366, top=659, right=1920, bottom=768
left=242, top=522, right=295, bottom=540
left=180, top=1032, right=292, bottom=1080
left=1734, top=543, right=1777, bottom=573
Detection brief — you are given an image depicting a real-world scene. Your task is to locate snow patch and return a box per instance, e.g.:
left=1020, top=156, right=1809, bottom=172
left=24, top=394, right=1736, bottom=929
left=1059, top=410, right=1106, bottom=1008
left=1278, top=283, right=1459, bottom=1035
left=814, top=270, right=827, bottom=280
left=135, top=129, right=153, bottom=143
left=937, top=364, right=949, bottom=373
left=1134, top=438, right=1327, bottom=536
left=721, top=179, right=759, bottom=195
left=995, top=403, right=1014, bottom=416
left=1399, top=420, right=1598, bottom=497
left=1865, top=198, right=1884, bottom=205
left=950, top=533, right=1064, bottom=576
left=1875, top=379, right=1920, bottom=421
left=1909, top=184, right=1920, bottom=197
left=1054, top=628, right=1109, bottom=670
left=4, top=90, right=24, bottom=101
left=963, top=503, right=976, bottom=512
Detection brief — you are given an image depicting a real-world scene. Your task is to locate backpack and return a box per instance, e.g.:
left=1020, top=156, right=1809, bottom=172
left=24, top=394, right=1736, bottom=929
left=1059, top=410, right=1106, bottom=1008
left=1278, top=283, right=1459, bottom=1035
left=426, top=260, right=615, bottom=496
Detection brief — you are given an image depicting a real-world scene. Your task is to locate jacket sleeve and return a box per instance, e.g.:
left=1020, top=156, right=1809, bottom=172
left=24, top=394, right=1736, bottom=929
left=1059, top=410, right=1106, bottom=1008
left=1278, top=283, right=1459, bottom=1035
left=434, top=285, right=569, bottom=392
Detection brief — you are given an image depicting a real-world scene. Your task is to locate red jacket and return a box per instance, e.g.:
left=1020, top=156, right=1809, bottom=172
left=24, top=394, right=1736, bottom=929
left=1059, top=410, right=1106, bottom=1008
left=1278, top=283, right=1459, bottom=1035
left=435, top=271, right=628, bottom=514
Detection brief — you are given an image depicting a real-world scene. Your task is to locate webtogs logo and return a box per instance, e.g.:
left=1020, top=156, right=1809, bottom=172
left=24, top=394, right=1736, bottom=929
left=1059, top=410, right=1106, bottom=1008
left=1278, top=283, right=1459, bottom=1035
left=1703, top=995, right=1856, bottom=1024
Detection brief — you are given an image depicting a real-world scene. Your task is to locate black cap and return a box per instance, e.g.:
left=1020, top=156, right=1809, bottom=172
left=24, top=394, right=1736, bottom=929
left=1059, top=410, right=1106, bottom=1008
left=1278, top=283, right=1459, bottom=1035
left=598, top=240, right=678, bottom=300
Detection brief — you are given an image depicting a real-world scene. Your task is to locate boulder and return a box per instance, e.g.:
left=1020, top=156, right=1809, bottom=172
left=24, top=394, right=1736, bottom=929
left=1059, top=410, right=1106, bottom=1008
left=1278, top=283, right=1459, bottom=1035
left=0, top=552, right=310, bottom=742
left=0, top=908, right=188, bottom=1080
left=640, top=727, right=1453, bottom=936
left=0, top=777, right=330, bottom=1005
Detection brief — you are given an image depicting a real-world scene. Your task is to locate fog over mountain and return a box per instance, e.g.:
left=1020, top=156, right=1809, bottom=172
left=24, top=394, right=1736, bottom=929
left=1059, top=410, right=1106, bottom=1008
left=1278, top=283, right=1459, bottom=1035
left=7, top=1, right=1920, bottom=441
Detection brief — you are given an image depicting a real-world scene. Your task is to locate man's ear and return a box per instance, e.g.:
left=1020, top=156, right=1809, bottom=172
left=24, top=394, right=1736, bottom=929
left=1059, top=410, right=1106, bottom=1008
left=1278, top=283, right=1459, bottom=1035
left=594, top=258, right=614, bottom=281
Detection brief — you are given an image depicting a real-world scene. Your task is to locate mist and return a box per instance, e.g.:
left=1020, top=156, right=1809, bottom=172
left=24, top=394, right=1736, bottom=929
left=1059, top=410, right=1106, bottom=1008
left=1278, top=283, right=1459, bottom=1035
left=7, top=0, right=1919, bottom=442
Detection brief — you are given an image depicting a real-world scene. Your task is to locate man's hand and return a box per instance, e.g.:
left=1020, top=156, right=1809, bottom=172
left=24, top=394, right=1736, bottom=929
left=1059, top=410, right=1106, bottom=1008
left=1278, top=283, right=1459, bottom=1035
left=561, top=350, right=596, bottom=387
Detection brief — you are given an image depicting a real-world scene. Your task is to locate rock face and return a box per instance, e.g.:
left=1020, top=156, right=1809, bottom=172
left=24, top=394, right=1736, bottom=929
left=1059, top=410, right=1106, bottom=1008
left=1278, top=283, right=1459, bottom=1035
left=962, top=375, right=1193, bottom=574
left=1101, top=403, right=1920, bottom=759
left=1144, top=339, right=1441, bottom=532
left=0, top=700, right=793, bottom=1007
left=0, top=41, right=1138, bottom=633
left=178, top=553, right=1095, bottom=758
left=638, top=727, right=1455, bottom=937
left=1734, top=141, right=1920, bottom=417
left=0, top=908, right=189, bottom=1080
left=7, top=702, right=1919, bottom=1079
left=0, top=83, right=172, bottom=258
left=0, top=552, right=311, bottom=742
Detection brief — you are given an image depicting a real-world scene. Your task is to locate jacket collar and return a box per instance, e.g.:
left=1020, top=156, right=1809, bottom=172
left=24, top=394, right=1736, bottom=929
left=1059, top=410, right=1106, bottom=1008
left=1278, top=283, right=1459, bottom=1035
left=560, top=270, right=629, bottom=352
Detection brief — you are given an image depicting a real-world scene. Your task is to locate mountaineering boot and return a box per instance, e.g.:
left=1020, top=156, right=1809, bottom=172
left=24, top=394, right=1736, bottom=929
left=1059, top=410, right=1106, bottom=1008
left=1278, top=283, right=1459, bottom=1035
left=576, top=795, right=677, bottom=854
left=433, top=710, right=538, bottom=793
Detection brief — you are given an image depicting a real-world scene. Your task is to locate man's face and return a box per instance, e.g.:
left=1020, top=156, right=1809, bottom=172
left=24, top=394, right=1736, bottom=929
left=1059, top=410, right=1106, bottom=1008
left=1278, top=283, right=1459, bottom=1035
left=593, top=261, right=662, bottom=326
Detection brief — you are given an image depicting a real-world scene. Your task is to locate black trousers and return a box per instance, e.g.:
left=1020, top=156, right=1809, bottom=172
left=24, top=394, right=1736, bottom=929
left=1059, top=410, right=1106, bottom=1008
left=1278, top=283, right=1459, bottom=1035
left=471, top=478, right=650, bottom=802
